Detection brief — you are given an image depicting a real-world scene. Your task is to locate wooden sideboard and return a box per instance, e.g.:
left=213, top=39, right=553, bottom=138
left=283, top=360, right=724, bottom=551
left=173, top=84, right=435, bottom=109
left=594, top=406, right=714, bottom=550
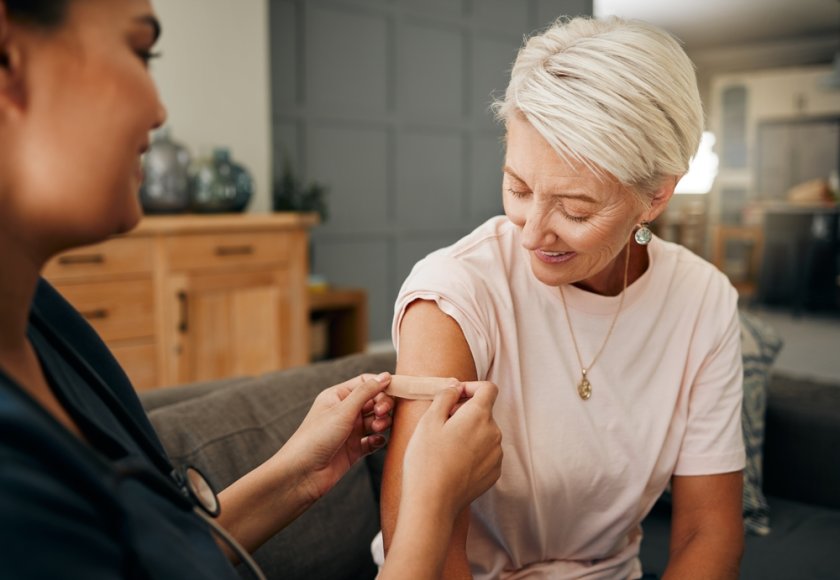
left=43, top=214, right=317, bottom=389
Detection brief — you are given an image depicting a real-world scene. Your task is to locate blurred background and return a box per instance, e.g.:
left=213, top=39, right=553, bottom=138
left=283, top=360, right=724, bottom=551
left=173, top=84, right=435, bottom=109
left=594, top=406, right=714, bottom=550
left=139, top=0, right=840, bottom=381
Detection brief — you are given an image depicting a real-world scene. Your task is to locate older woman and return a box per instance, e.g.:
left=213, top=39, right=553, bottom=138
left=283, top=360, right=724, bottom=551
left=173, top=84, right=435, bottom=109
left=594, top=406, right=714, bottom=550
left=381, top=16, right=745, bottom=580
left=0, top=1, right=501, bottom=578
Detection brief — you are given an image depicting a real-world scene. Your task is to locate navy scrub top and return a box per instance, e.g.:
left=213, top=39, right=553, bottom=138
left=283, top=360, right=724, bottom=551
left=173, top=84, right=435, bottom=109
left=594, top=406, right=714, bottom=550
left=0, top=280, right=240, bottom=579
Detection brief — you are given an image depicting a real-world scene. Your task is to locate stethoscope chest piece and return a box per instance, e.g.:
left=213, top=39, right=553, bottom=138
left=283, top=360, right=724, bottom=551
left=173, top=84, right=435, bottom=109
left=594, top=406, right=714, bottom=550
left=183, top=465, right=220, bottom=517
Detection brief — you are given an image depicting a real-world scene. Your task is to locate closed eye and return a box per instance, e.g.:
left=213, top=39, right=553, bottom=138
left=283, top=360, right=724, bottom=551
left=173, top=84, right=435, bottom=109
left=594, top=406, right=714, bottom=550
left=505, top=187, right=531, bottom=199
left=560, top=210, right=589, bottom=223
left=557, top=200, right=591, bottom=223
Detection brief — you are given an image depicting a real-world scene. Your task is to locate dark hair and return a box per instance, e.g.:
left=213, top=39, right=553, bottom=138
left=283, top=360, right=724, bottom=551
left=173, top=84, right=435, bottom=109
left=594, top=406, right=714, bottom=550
left=6, top=0, right=70, bottom=28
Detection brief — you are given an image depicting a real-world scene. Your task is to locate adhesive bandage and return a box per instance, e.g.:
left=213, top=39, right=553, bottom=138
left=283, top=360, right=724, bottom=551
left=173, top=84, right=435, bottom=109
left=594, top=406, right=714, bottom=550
left=385, top=375, right=459, bottom=400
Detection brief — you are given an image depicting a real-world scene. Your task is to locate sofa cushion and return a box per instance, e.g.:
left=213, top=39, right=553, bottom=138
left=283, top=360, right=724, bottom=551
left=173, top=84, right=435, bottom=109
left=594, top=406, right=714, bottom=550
left=147, top=352, right=397, bottom=580
left=640, top=495, right=840, bottom=579
left=764, top=372, right=840, bottom=510
left=739, top=310, right=783, bottom=535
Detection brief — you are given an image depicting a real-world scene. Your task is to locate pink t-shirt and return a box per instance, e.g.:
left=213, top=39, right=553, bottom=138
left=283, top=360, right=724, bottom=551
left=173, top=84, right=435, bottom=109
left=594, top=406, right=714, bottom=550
left=393, top=216, right=745, bottom=579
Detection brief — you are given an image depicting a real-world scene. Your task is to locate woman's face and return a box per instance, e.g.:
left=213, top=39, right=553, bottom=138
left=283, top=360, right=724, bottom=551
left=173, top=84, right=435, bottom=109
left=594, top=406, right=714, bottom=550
left=502, top=115, right=652, bottom=293
left=1, top=0, right=165, bottom=254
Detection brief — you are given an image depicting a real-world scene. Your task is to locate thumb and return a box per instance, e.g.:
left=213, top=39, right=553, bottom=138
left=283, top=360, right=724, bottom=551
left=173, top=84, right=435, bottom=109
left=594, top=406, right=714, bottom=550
left=422, top=385, right=463, bottom=425
left=463, top=381, right=499, bottom=410
left=341, top=373, right=390, bottom=414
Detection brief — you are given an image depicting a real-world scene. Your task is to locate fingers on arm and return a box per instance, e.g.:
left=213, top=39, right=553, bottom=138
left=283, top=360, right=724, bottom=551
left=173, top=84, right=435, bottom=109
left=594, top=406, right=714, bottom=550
left=326, top=372, right=391, bottom=419
left=422, top=386, right=464, bottom=424
left=462, top=380, right=498, bottom=404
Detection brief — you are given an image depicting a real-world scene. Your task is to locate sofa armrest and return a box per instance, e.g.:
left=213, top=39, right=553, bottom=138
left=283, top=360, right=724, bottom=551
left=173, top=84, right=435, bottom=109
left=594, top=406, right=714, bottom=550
left=763, top=372, right=840, bottom=510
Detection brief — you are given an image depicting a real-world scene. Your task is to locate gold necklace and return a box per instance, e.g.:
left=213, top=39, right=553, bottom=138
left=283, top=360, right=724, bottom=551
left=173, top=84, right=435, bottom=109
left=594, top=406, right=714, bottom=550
left=559, top=242, right=632, bottom=401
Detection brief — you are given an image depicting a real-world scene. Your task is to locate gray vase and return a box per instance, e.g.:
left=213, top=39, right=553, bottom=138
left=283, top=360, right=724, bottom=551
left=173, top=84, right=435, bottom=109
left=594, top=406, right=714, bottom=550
left=139, top=127, right=192, bottom=214
left=191, top=148, right=253, bottom=213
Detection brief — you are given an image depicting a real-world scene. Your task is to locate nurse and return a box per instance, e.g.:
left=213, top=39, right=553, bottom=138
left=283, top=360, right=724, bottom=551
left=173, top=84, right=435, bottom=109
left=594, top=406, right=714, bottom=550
left=0, top=1, right=502, bottom=578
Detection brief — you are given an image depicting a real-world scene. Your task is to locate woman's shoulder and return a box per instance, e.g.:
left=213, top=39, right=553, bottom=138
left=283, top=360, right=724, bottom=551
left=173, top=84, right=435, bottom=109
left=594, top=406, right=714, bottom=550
left=648, top=237, right=738, bottom=316
left=652, top=237, right=733, bottom=291
left=410, top=216, right=520, bottom=282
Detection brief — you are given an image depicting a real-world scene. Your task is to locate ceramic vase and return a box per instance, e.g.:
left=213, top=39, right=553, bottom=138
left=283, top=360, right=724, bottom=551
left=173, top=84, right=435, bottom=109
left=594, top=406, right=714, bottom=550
left=191, top=148, right=254, bottom=213
left=139, top=127, right=192, bottom=214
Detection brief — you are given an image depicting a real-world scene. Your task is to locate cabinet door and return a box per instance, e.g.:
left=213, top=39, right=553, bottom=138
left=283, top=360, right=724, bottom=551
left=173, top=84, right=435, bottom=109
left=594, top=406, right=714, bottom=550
left=165, top=269, right=297, bottom=385
left=757, top=119, right=840, bottom=201
left=756, top=123, right=794, bottom=200
left=792, top=122, right=839, bottom=187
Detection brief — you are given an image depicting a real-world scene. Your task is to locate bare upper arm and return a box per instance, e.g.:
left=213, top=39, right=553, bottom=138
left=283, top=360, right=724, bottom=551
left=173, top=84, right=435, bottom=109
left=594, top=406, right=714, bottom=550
left=393, top=299, right=478, bottom=380
left=381, top=299, right=478, bottom=576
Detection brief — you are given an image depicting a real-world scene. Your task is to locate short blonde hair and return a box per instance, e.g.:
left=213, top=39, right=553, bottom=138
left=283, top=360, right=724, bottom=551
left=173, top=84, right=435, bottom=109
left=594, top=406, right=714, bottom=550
left=494, top=16, right=703, bottom=196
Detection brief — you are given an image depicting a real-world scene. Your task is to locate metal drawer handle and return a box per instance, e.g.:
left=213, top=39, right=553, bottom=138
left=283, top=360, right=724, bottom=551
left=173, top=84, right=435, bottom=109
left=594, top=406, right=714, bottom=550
left=58, top=254, right=105, bottom=265
left=80, top=308, right=109, bottom=321
left=214, top=245, right=254, bottom=257
left=177, top=291, right=188, bottom=333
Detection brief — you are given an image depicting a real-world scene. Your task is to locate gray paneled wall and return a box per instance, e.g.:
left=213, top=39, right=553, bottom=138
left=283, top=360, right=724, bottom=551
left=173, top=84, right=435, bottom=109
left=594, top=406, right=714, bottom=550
left=270, top=0, right=592, bottom=341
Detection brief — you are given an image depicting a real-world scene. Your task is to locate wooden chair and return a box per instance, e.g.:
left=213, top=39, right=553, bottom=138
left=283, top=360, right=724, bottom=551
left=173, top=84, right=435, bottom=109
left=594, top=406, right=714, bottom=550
left=712, top=225, right=764, bottom=299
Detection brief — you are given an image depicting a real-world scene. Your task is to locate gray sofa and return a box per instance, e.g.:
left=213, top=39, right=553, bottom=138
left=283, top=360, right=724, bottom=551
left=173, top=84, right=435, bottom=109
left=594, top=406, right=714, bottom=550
left=140, top=351, right=840, bottom=579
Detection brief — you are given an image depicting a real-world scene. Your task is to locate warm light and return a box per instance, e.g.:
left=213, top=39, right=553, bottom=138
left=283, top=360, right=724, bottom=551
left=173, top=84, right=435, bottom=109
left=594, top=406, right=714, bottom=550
left=675, top=131, right=718, bottom=194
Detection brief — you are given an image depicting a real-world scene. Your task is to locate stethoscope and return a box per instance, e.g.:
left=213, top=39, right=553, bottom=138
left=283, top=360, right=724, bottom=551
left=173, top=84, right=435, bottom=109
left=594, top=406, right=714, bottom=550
left=29, top=307, right=267, bottom=580
left=111, top=459, right=266, bottom=580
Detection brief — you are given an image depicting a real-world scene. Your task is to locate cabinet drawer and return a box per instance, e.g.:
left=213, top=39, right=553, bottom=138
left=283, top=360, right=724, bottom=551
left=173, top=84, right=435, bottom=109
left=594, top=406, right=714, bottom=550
left=54, top=280, right=155, bottom=341
left=110, top=342, right=158, bottom=390
left=165, top=232, right=290, bottom=271
left=44, top=237, right=153, bottom=281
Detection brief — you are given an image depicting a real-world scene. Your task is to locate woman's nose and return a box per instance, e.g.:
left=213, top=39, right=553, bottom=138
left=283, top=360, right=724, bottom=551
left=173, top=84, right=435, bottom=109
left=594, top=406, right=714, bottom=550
left=150, top=83, right=168, bottom=130
left=152, top=101, right=168, bottom=131
left=520, top=207, right=557, bottom=250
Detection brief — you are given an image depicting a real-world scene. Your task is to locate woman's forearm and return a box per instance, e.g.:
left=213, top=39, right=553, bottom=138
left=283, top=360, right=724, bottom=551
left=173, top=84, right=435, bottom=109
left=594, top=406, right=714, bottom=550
left=663, top=529, right=743, bottom=580
left=215, top=452, right=314, bottom=560
left=380, top=499, right=456, bottom=580
left=665, top=472, right=744, bottom=580
left=214, top=373, right=394, bottom=562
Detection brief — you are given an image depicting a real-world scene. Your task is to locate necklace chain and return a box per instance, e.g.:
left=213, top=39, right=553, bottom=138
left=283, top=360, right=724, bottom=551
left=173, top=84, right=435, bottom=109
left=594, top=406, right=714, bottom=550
left=559, top=242, right=632, bottom=401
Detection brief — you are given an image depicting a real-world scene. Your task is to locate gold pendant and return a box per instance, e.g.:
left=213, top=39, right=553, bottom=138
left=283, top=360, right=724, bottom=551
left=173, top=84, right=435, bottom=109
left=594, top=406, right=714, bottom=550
left=577, top=372, right=592, bottom=400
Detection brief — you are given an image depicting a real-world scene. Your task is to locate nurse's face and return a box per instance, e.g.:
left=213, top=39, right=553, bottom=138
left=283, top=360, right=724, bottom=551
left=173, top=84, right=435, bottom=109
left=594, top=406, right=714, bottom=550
left=0, top=0, right=166, bottom=256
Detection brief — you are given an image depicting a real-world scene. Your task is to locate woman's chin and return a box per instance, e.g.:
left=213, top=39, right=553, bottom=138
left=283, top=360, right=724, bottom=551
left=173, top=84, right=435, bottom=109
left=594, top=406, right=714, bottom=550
left=116, top=204, right=143, bottom=235
left=107, top=187, right=144, bottom=234
left=529, top=258, right=576, bottom=288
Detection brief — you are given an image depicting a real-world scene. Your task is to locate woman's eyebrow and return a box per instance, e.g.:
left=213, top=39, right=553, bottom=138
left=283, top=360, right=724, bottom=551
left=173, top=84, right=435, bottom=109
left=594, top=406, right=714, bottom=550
left=502, top=165, right=597, bottom=202
left=502, top=165, right=525, bottom=182
left=134, top=14, right=162, bottom=42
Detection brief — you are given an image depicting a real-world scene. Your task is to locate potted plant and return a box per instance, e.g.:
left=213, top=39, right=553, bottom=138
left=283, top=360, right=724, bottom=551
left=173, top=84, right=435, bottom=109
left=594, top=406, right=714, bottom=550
left=272, top=156, right=328, bottom=223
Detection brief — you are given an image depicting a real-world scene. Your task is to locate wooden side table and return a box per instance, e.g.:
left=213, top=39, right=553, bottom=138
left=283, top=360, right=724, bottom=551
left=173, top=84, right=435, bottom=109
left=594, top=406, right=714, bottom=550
left=307, top=288, right=368, bottom=360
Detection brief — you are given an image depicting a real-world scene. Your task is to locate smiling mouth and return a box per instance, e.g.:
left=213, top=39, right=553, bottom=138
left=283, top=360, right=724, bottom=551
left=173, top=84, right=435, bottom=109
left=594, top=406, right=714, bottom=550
left=535, top=249, right=576, bottom=263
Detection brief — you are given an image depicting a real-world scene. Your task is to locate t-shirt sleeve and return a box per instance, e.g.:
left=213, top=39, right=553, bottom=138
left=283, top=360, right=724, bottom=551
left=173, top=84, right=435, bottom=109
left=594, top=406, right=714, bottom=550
left=673, top=281, right=746, bottom=476
left=0, top=453, right=124, bottom=579
left=392, top=252, right=497, bottom=380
